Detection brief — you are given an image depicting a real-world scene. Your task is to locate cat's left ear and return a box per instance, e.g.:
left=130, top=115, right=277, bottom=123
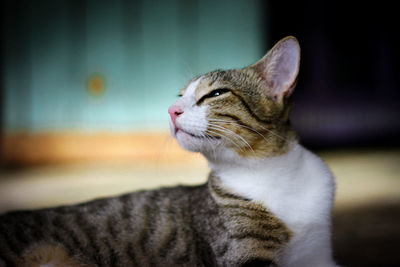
left=251, top=36, right=300, bottom=102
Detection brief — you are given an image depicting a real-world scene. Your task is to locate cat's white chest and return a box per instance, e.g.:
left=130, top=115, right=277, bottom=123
left=210, top=143, right=337, bottom=266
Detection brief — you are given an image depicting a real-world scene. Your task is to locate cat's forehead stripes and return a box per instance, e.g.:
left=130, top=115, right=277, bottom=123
left=181, top=71, right=243, bottom=103
left=191, top=71, right=236, bottom=102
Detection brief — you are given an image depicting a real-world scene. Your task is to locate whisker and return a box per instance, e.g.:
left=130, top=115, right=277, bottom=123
left=208, top=119, right=271, bottom=144
left=208, top=118, right=286, bottom=141
left=207, top=124, right=256, bottom=156
left=207, top=125, right=245, bottom=145
left=207, top=125, right=250, bottom=148
left=206, top=128, right=246, bottom=153
left=203, top=132, right=221, bottom=160
left=257, top=124, right=286, bottom=141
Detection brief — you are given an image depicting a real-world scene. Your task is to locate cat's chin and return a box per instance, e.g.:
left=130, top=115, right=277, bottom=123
left=175, top=129, right=219, bottom=153
left=175, top=130, right=205, bottom=152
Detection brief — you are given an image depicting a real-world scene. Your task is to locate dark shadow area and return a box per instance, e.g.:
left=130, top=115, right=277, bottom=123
left=333, top=202, right=400, bottom=267
left=267, top=1, right=400, bottom=149
left=268, top=2, right=400, bottom=265
left=0, top=3, right=4, bottom=167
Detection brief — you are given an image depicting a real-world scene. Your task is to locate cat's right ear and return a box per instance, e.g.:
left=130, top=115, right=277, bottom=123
left=251, top=36, right=300, bottom=102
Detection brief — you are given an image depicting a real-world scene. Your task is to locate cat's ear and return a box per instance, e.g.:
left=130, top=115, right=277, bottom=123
left=252, top=36, right=300, bottom=102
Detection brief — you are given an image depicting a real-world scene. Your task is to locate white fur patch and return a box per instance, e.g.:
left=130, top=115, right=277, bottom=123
left=169, top=77, right=211, bottom=152
left=210, top=142, right=338, bottom=267
left=184, top=78, right=201, bottom=100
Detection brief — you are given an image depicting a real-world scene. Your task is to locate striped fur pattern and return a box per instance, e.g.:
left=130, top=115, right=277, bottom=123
left=169, top=37, right=300, bottom=160
left=0, top=176, right=290, bottom=266
left=1, top=36, right=337, bottom=266
left=196, top=68, right=295, bottom=158
left=169, top=36, right=337, bottom=266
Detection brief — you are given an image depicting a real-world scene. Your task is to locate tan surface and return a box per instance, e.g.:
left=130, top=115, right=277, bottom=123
left=0, top=131, right=189, bottom=165
left=1, top=148, right=399, bottom=212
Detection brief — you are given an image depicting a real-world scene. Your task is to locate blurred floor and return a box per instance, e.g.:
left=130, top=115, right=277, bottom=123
left=0, top=148, right=399, bottom=266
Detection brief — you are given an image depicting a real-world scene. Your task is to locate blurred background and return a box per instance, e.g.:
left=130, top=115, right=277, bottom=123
left=0, top=0, right=399, bottom=266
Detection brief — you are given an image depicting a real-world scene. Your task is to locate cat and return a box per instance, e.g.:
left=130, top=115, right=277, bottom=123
left=0, top=36, right=338, bottom=267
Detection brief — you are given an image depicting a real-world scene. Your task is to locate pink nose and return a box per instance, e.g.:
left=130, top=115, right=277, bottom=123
left=168, top=106, right=184, bottom=124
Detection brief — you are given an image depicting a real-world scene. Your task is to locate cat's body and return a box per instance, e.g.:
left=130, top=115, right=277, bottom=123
left=0, top=177, right=291, bottom=267
left=0, top=37, right=338, bottom=266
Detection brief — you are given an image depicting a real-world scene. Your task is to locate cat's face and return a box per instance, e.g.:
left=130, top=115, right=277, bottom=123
left=169, top=37, right=300, bottom=160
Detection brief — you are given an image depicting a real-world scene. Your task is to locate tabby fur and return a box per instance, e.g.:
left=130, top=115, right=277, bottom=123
left=0, top=36, right=338, bottom=267
left=0, top=177, right=289, bottom=266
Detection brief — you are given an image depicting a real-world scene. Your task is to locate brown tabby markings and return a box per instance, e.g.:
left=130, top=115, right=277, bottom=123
left=182, top=70, right=296, bottom=158
left=208, top=175, right=292, bottom=266
left=0, top=175, right=291, bottom=266
left=0, top=37, right=300, bottom=266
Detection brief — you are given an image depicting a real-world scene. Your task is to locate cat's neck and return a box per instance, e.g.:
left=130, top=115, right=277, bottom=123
left=206, top=140, right=334, bottom=227
left=206, top=139, right=301, bottom=174
left=206, top=140, right=336, bottom=267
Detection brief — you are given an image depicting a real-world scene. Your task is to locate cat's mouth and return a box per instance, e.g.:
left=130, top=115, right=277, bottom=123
left=176, top=128, right=220, bottom=140
left=176, top=128, right=204, bottom=138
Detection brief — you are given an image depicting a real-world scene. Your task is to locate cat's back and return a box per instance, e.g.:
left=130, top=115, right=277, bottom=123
left=0, top=184, right=215, bottom=267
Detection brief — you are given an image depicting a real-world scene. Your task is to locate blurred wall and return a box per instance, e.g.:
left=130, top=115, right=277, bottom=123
left=2, top=0, right=265, bottom=133
left=3, top=0, right=399, bottom=165
left=1, top=0, right=266, bottom=165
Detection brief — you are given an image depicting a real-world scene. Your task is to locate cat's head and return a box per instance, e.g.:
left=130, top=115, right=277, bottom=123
left=168, top=36, right=300, bottom=160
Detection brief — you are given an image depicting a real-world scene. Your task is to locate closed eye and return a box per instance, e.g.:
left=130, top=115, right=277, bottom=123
left=197, top=88, right=231, bottom=105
